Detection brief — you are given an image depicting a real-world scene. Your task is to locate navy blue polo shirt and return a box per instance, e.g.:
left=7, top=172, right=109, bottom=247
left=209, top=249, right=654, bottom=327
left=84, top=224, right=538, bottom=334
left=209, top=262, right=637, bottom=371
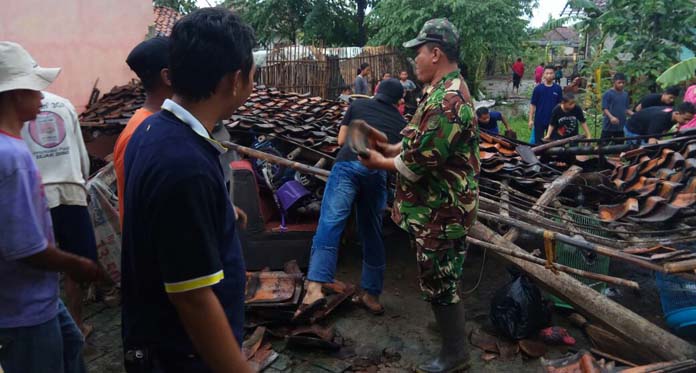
left=121, top=99, right=245, bottom=364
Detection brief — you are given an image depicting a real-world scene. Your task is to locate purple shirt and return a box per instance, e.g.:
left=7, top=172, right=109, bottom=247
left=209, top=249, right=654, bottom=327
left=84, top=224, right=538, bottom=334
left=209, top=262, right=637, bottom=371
left=0, top=131, right=58, bottom=328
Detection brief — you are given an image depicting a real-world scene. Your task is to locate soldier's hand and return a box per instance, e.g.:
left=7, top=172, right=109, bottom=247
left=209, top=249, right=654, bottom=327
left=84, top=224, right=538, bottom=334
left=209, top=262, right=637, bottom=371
left=528, top=120, right=534, bottom=130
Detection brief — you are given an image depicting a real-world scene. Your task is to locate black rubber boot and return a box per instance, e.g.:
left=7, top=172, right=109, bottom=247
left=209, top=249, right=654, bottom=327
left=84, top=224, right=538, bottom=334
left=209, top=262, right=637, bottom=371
left=416, top=303, right=470, bottom=373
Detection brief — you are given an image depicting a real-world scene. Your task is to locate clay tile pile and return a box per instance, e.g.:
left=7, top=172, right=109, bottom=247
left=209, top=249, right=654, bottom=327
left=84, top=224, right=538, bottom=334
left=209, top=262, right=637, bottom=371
left=599, top=136, right=696, bottom=223
left=79, top=81, right=145, bottom=128
left=224, top=85, right=348, bottom=156
left=479, top=132, right=559, bottom=188
left=153, top=6, right=182, bottom=37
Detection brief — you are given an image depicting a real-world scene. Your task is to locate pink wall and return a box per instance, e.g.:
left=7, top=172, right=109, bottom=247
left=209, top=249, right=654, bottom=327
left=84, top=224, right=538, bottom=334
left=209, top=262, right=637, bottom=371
left=1, top=0, right=154, bottom=112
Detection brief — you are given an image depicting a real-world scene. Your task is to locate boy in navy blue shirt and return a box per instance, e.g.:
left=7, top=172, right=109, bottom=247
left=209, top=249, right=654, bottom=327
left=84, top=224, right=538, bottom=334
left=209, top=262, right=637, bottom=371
left=601, top=73, right=633, bottom=144
left=476, top=107, right=511, bottom=135
left=121, top=8, right=255, bottom=373
left=528, top=65, right=562, bottom=144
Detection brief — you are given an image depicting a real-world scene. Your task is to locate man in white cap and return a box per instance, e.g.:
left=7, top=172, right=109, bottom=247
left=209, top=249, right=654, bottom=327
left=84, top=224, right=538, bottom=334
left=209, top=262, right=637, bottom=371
left=0, top=41, right=107, bottom=373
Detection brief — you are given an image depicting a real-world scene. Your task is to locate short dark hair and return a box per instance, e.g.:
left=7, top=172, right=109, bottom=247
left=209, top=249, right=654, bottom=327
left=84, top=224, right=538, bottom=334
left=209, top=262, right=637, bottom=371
left=613, top=73, right=626, bottom=82
left=169, top=8, right=255, bottom=101
left=517, top=58, right=522, bottom=62
left=562, top=93, right=576, bottom=102
left=424, top=42, right=459, bottom=63
left=476, top=107, right=489, bottom=117
left=664, top=85, right=681, bottom=96
left=358, top=63, right=370, bottom=75
left=677, top=102, right=696, bottom=115
left=544, top=65, right=555, bottom=72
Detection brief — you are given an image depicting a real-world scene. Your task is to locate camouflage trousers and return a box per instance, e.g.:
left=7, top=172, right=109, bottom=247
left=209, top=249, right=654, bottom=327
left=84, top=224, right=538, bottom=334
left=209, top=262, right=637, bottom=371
left=411, top=235, right=468, bottom=305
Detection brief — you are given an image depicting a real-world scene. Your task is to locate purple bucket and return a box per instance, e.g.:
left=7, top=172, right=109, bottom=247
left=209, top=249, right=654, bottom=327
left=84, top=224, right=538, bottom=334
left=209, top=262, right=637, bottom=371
left=277, top=180, right=310, bottom=211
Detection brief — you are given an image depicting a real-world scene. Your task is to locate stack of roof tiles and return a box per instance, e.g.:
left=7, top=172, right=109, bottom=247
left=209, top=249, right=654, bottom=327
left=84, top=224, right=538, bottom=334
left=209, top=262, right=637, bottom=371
left=599, top=137, right=696, bottom=223
left=79, top=81, right=145, bottom=128
left=152, top=6, right=182, bottom=37
left=224, top=86, right=347, bottom=156
left=479, top=132, right=560, bottom=188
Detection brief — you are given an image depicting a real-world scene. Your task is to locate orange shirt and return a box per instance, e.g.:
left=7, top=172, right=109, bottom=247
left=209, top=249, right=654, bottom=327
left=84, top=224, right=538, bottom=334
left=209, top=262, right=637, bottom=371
left=114, top=108, right=153, bottom=227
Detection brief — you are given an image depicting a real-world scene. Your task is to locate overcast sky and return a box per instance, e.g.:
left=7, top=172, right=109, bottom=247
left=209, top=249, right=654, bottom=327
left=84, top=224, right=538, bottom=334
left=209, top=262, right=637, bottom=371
left=196, top=0, right=567, bottom=29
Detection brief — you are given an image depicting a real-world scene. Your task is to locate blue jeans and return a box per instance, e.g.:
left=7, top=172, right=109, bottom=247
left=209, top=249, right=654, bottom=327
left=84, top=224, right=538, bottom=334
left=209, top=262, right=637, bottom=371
left=0, top=300, right=86, bottom=373
left=308, top=161, right=388, bottom=296
left=624, top=127, right=646, bottom=145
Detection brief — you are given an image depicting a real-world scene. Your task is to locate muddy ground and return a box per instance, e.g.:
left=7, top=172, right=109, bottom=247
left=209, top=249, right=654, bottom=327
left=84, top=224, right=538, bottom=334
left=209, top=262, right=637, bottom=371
left=83, top=220, right=673, bottom=373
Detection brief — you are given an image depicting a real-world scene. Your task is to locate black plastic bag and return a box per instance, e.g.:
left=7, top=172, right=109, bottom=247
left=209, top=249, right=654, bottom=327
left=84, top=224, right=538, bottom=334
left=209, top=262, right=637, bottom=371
left=490, top=270, right=551, bottom=340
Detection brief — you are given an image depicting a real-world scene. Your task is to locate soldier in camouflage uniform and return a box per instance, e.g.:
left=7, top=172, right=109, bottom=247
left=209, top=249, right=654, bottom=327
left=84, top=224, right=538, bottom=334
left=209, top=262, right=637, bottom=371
left=360, top=18, right=478, bottom=373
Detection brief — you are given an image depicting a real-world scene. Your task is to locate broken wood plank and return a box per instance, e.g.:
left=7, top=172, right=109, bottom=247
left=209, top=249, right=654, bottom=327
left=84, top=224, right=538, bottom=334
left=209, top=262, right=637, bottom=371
left=503, top=166, right=582, bottom=243
left=589, top=348, right=638, bottom=368
left=470, top=222, right=696, bottom=362
left=468, top=237, right=640, bottom=289
left=665, top=259, right=696, bottom=273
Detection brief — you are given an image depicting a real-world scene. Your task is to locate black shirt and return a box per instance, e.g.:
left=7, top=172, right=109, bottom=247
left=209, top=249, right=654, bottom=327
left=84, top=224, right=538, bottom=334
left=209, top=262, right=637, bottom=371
left=639, top=93, right=664, bottom=109
left=549, top=104, right=586, bottom=139
left=121, top=108, right=245, bottom=365
left=626, top=106, right=674, bottom=135
left=335, top=97, right=407, bottom=162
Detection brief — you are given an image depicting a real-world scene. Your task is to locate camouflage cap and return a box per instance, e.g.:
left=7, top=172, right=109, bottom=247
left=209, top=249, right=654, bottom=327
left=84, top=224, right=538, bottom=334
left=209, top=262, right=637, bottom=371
left=403, top=18, right=460, bottom=50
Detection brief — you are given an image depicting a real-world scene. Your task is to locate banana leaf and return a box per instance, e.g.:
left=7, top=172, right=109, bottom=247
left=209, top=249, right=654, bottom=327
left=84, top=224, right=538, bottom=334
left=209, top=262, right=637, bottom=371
left=656, top=57, right=696, bottom=87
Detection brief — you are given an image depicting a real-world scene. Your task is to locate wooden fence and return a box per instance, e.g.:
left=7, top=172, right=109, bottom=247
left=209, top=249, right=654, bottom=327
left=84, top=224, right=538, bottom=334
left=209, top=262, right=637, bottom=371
left=255, top=45, right=412, bottom=99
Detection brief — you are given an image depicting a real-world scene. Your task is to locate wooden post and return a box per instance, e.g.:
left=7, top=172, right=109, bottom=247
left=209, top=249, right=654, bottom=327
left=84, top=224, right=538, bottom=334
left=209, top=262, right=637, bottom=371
left=503, top=165, right=582, bottom=242
left=469, top=222, right=696, bottom=362
left=665, top=259, right=696, bottom=273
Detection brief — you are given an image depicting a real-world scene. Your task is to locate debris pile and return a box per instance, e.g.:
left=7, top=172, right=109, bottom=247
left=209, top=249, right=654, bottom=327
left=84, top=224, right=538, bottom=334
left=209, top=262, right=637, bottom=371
left=80, top=81, right=145, bottom=129
left=225, top=85, right=348, bottom=157
left=599, top=136, right=696, bottom=223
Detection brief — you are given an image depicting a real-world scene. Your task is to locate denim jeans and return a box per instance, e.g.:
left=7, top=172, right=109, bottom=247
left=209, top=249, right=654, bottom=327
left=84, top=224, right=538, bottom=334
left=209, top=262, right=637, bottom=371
left=308, top=161, right=388, bottom=296
left=0, top=300, right=86, bottom=373
left=624, top=127, right=646, bottom=145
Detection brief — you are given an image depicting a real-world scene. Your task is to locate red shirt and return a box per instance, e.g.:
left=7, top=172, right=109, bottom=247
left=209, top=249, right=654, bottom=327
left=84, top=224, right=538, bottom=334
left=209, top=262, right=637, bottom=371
left=512, top=61, right=525, bottom=77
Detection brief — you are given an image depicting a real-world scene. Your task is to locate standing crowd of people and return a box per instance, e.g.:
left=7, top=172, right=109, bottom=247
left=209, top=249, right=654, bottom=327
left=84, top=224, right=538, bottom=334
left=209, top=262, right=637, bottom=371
left=0, top=9, right=481, bottom=373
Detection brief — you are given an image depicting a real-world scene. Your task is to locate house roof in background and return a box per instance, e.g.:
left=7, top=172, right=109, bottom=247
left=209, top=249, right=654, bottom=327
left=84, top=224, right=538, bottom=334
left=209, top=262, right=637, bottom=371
left=543, top=27, right=580, bottom=43
left=153, top=6, right=182, bottom=37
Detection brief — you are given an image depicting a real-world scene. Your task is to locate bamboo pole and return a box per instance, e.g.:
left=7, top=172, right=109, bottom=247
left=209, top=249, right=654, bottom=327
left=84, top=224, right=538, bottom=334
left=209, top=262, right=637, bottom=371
left=469, top=222, right=696, bottom=362
left=223, top=141, right=330, bottom=181
left=467, top=237, right=640, bottom=289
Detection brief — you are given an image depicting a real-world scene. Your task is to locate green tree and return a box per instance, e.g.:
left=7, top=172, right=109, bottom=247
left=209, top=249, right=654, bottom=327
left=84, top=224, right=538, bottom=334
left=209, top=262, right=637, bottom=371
left=153, top=0, right=199, bottom=14
left=366, top=0, right=535, bottom=91
left=566, top=0, right=696, bottom=98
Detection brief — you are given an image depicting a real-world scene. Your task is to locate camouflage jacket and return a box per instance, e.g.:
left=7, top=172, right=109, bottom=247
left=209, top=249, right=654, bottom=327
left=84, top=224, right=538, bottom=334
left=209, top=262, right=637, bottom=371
left=392, top=70, right=480, bottom=240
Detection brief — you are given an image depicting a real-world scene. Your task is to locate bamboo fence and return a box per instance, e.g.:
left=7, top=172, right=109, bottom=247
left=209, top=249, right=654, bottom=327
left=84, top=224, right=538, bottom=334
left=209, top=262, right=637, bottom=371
left=255, top=44, right=412, bottom=99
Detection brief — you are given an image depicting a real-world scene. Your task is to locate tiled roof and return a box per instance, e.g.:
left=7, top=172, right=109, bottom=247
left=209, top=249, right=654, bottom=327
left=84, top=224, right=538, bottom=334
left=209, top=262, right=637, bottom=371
left=542, top=27, right=580, bottom=43
left=153, top=6, right=182, bottom=37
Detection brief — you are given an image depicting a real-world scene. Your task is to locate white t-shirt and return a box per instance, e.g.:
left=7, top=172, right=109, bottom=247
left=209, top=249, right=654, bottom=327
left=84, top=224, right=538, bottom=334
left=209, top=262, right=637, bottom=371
left=21, top=92, right=90, bottom=208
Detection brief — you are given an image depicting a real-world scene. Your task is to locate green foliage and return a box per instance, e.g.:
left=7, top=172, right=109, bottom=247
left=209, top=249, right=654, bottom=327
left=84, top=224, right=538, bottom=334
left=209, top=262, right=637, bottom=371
left=563, top=0, right=696, bottom=104
left=656, top=57, right=696, bottom=88
left=153, top=0, right=198, bottom=14
left=366, top=0, right=535, bottom=91
left=228, top=0, right=377, bottom=47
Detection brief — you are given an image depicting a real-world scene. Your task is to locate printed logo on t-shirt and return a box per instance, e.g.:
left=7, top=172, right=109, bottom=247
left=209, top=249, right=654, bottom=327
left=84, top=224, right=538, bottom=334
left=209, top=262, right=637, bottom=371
left=27, top=111, right=66, bottom=148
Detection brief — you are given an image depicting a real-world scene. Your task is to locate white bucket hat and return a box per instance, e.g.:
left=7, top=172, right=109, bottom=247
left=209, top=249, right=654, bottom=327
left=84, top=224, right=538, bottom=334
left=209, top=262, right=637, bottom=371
left=0, top=41, right=60, bottom=93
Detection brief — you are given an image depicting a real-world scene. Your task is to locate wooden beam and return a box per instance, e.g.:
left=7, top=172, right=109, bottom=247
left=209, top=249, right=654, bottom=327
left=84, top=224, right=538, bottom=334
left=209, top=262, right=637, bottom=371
left=469, top=222, right=696, bottom=362
left=503, top=166, right=582, bottom=243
